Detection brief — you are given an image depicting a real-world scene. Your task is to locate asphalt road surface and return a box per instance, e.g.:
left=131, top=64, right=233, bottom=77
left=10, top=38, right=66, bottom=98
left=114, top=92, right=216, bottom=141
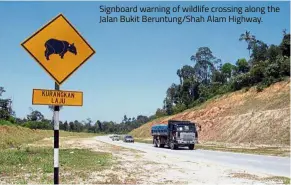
left=96, top=136, right=290, bottom=177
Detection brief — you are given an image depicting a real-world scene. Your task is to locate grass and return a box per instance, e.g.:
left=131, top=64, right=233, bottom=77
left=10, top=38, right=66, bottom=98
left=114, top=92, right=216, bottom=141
left=134, top=138, right=152, bottom=144
left=0, top=125, right=102, bottom=149
left=231, top=172, right=291, bottom=184
left=0, top=120, right=14, bottom=126
left=195, top=144, right=290, bottom=157
left=0, top=146, right=112, bottom=184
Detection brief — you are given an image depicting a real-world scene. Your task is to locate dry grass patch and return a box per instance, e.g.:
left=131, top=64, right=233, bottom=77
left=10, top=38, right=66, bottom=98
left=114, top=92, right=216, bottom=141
left=0, top=125, right=101, bottom=149
left=231, top=172, right=291, bottom=185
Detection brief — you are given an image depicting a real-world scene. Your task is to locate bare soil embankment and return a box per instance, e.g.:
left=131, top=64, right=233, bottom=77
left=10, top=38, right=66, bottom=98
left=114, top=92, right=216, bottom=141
left=130, top=80, right=290, bottom=147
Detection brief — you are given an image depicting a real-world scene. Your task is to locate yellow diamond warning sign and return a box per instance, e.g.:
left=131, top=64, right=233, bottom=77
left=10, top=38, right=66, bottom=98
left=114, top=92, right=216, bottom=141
left=21, top=14, right=95, bottom=85
left=32, top=89, right=83, bottom=106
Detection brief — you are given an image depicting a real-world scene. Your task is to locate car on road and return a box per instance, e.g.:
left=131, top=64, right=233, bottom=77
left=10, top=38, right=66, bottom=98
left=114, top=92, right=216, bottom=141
left=123, top=135, right=134, bottom=143
left=112, top=135, right=120, bottom=141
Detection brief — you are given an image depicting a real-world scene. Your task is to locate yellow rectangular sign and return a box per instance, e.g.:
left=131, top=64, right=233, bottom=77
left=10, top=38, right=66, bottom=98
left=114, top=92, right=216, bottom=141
left=32, top=89, right=83, bottom=106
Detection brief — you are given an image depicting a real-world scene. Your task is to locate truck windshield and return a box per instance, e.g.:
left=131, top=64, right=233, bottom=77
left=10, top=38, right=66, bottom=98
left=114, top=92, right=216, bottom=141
left=177, top=125, right=195, bottom=132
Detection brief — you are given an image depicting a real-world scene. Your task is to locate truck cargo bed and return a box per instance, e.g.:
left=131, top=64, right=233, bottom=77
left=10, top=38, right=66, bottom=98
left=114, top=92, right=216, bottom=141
left=151, top=124, right=168, bottom=136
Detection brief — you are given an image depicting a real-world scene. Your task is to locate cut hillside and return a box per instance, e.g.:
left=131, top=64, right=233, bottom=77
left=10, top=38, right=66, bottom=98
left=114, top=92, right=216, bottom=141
left=130, top=80, right=290, bottom=146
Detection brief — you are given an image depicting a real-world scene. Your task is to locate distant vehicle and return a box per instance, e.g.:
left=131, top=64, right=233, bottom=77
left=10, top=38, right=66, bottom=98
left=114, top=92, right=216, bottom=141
left=151, top=120, right=198, bottom=150
left=112, top=135, right=119, bottom=141
left=123, top=135, right=134, bottom=143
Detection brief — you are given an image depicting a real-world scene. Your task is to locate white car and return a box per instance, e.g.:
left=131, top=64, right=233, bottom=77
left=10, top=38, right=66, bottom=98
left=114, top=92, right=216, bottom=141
left=123, top=135, right=134, bottom=143
left=112, top=135, right=119, bottom=141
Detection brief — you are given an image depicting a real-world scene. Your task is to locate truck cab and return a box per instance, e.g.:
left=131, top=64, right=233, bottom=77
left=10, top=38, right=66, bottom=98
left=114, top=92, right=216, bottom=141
left=168, top=120, right=197, bottom=150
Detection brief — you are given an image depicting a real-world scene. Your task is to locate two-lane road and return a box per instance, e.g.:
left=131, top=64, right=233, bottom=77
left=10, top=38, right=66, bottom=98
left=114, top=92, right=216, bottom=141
left=96, top=136, right=290, bottom=177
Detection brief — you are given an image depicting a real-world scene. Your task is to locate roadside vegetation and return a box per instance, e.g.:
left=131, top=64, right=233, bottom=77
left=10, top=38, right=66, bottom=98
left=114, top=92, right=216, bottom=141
left=0, top=146, right=112, bottom=184
left=0, top=124, right=99, bottom=150
left=231, top=173, right=290, bottom=185
left=160, top=30, right=290, bottom=116
left=0, top=29, right=290, bottom=135
left=0, top=124, right=112, bottom=184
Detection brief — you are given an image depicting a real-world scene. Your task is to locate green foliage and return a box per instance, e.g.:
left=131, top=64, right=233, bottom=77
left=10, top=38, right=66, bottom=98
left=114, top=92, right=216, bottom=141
left=256, top=83, right=268, bottom=92
left=27, top=109, right=44, bottom=122
left=239, top=30, right=256, bottom=56
left=212, top=70, right=226, bottom=84
left=7, top=116, right=16, bottom=124
left=280, top=33, right=290, bottom=57
left=249, top=62, right=266, bottom=83
left=190, top=47, right=221, bottom=84
left=221, top=62, right=236, bottom=79
left=161, top=32, right=289, bottom=117
left=0, top=87, right=14, bottom=120
left=251, top=40, right=268, bottom=63
left=172, top=103, right=187, bottom=114
left=267, top=45, right=282, bottom=62
left=155, top=108, right=167, bottom=118
left=22, top=121, right=52, bottom=130
left=279, top=56, right=290, bottom=76
left=0, top=120, right=14, bottom=126
left=236, top=58, right=250, bottom=74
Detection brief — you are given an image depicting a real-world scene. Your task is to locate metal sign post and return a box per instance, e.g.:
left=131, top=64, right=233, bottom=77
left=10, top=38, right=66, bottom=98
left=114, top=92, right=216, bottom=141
left=54, top=82, right=60, bottom=184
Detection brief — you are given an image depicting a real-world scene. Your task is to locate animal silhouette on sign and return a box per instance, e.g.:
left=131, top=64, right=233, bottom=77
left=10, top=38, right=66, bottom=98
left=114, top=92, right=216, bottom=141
left=44, top=38, right=77, bottom=60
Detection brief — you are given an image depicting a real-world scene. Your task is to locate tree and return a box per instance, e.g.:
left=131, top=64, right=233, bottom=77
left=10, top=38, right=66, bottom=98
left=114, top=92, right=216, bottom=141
left=69, top=121, right=74, bottom=131
left=212, top=70, right=226, bottom=84
left=221, top=63, right=236, bottom=81
left=122, top=115, right=128, bottom=123
left=190, top=47, right=221, bottom=84
left=155, top=108, right=167, bottom=118
left=96, top=120, right=102, bottom=131
left=178, top=65, right=196, bottom=83
left=166, top=83, right=181, bottom=105
left=267, top=44, right=282, bottom=62
left=64, top=121, right=69, bottom=131
left=0, top=87, right=5, bottom=96
left=236, top=58, right=250, bottom=74
left=251, top=40, right=268, bottom=64
left=86, top=118, right=92, bottom=127
left=177, top=69, right=182, bottom=84
left=27, top=108, right=44, bottom=122
left=280, top=33, right=290, bottom=57
left=239, top=30, right=256, bottom=57
left=163, top=97, right=173, bottom=115
left=0, top=87, right=14, bottom=120
left=283, top=29, right=287, bottom=36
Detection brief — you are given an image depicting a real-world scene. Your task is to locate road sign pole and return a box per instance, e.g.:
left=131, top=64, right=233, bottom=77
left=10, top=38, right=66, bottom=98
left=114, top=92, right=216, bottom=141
left=54, top=82, right=60, bottom=184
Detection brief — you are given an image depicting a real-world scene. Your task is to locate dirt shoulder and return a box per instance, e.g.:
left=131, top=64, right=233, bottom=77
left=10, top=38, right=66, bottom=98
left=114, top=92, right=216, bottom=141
left=7, top=136, right=286, bottom=184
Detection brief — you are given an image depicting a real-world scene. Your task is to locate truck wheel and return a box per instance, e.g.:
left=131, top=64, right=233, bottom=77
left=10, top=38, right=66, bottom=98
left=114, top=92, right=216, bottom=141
left=154, top=140, right=157, bottom=147
left=189, top=144, right=195, bottom=150
left=170, top=142, right=176, bottom=150
left=157, top=140, right=162, bottom=148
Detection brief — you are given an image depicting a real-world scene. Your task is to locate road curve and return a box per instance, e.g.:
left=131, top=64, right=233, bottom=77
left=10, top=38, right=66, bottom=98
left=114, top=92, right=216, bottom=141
left=96, top=136, right=290, bottom=177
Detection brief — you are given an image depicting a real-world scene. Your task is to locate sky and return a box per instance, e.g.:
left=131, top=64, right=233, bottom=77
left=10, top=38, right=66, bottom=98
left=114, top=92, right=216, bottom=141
left=0, top=1, right=289, bottom=123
